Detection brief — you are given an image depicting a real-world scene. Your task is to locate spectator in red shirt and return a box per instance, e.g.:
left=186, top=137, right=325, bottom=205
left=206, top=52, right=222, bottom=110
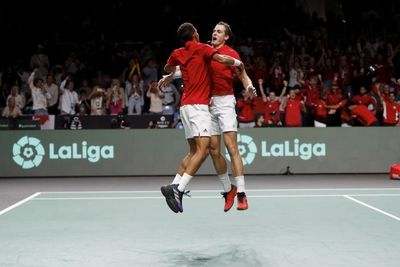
left=237, top=89, right=256, bottom=128
left=352, top=86, right=376, bottom=113
left=377, top=90, right=400, bottom=126
left=158, top=22, right=244, bottom=213
left=325, top=82, right=345, bottom=126
left=282, top=88, right=306, bottom=127
left=313, top=93, right=328, bottom=127
left=348, top=103, right=380, bottom=126
left=259, top=79, right=287, bottom=127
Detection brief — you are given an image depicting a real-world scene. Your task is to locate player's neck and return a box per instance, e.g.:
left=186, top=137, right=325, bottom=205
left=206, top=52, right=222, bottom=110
left=214, top=43, right=225, bottom=49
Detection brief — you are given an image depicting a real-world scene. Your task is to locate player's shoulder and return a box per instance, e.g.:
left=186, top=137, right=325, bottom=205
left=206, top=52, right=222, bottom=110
left=221, top=44, right=239, bottom=58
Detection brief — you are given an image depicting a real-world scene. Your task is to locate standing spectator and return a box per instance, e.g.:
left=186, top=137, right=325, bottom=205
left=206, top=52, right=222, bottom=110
left=282, top=88, right=306, bottom=127
left=237, top=89, right=255, bottom=128
left=146, top=81, right=164, bottom=114
left=142, top=59, right=158, bottom=86
left=106, top=79, right=125, bottom=115
left=44, top=74, right=59, bottom=115
left=352, top=86, right=376, bottom=113
left=59, top=76, right=80, bottom=115
left=377, top=89, right=400, bottom=126
left=126, top=74, right=144, bottom=115
left=28, top=69, right=51, bottom=115
left=89, top=86, right=107, bottom=116
left=259, top=79, right=286, bottom=127
left=30, top=45, right=50, bottom=79
left=160, top=82, right=180, bottom=115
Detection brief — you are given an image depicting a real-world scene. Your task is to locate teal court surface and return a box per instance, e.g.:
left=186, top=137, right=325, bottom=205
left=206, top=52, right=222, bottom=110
left=1, top=186, right=400, bottom=267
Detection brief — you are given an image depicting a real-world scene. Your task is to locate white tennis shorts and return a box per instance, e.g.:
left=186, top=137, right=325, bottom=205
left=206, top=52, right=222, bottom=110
left=180, top=104, right=211, bottom=139
left=210, top=95, right=238, bottom=135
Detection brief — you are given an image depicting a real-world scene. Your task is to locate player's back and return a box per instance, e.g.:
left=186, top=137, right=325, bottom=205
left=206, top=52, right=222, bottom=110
left=168, top=41, right=217, bottom=105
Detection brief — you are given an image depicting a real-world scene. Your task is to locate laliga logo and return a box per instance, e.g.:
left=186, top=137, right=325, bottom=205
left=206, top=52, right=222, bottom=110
left=12, top=136, right=115, bottom=169
left=13, top=136, right=45, bottom=169
left=225, top=134, right=257, bottom=166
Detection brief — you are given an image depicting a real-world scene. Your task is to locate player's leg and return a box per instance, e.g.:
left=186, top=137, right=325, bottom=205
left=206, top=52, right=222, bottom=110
left=223, top=131, right=248, bottom=210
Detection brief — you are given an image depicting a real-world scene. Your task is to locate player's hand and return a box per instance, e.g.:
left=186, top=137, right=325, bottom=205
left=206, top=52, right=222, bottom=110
left=247, top=84, right=257, bottom=97
left=158, top=75, right=173, bottom=89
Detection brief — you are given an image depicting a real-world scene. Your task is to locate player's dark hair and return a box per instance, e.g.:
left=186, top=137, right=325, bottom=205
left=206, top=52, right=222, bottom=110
left=177, top=22, right=196, bottom=44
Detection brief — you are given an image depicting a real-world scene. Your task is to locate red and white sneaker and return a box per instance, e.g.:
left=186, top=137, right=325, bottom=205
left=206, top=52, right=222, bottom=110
left=237, top=192, right=248, bottom=210
left=221, top=185, right=237, bottom=212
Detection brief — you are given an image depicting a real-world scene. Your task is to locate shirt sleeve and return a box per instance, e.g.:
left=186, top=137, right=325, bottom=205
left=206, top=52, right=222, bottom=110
left=202, top=44, right=218, bottom=60
left=167, top=50, right=179, bottom=66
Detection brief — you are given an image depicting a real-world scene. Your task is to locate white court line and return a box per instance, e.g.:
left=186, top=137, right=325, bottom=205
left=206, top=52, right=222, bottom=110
left=344, top=195, right=400, bottom=222
left=41, top=188, right=400, bottom=194
left=0, top=192, right=41, bottom=216
left=33, top=193, right=400, bottom=201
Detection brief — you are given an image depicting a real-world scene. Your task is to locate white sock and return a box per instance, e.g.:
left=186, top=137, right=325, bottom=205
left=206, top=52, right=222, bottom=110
left=234, top=176, right=245, bottom=193
left=172, top=174, right=182, bottom=185
left=178, top=173, right=193, bottom=192
left=218, top=172, right=232, bottom=192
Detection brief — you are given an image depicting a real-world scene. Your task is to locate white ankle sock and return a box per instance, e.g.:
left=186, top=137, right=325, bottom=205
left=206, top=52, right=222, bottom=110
left=178, top=173, right=193, bottom=192
left=234, top=176, right=245, bottom=193
left=218, top=172, right=232, bottom=192
left=172, top=174, right=182, bottom=185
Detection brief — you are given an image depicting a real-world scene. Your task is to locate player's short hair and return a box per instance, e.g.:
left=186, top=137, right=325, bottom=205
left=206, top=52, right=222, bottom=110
left=217, top=21, right=233, bottom=37
left=177, top=22, right=196, bottom=44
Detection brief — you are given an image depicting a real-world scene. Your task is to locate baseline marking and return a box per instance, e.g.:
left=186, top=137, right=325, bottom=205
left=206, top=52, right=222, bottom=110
left=33, top=193, right=400, bottom=201
left=344, top=195, right=400, bottom=222
left=0, top=192, right=41, bottom=216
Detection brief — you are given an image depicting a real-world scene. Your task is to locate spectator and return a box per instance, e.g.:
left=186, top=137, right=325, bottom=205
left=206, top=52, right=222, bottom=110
left=259, top=79, right=286, bottom=127
left=106, top=79, right=125, bottom=115
left=89, top=86, right=107, bottom=115
left=30, top=44, right=50, bottom=79
left=348, top=103, right=380, bottom=126
left=237, top=89, right=255, bottom=128
left=282, top=88, right=306, bottom=127
left=254, top=114, right=266, bottom=128
left=7, top=85, right=25, bottom=110
left=126, top=73, right=144, bottom=115
left=160, top=82, right=180, bottom=115
left=28, top=69, right=51, bottom=115
left=44, top=74, right=59, bottom=115
left=59, top=76, right=80, bottom=115
left=146, top=81, right=164, bottom=114
left=2, top=97, right=22, bottom=118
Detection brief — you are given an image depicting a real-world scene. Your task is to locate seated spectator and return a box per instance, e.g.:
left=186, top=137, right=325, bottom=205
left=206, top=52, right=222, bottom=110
left=7, top=85, right=25, bottom=110
left=2, top=97, right=22, bottom=118
left=254, top=114, right=266, bottom=127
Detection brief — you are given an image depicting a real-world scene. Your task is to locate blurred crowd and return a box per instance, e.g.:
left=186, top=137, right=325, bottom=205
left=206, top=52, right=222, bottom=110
left=1, top=1, right=400, bottom=127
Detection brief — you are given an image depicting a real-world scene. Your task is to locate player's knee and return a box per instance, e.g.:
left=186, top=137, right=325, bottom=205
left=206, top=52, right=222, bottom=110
left=226, top=143, right=239, bottom=157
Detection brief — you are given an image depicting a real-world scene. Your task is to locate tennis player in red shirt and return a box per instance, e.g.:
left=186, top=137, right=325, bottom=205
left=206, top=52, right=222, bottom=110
left=159, top=22, right=245, bottom=213
left=207, top=21, right=257, bottom=212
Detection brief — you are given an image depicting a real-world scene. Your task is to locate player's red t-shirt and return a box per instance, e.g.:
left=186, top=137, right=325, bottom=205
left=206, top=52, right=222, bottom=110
left=210, top=44, right=239, bottom=96
left=351, top=105, right=378, bottom=126
left=167, top=41, right=218, bottom=106
left=285, top=98, right=303, bottom=126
